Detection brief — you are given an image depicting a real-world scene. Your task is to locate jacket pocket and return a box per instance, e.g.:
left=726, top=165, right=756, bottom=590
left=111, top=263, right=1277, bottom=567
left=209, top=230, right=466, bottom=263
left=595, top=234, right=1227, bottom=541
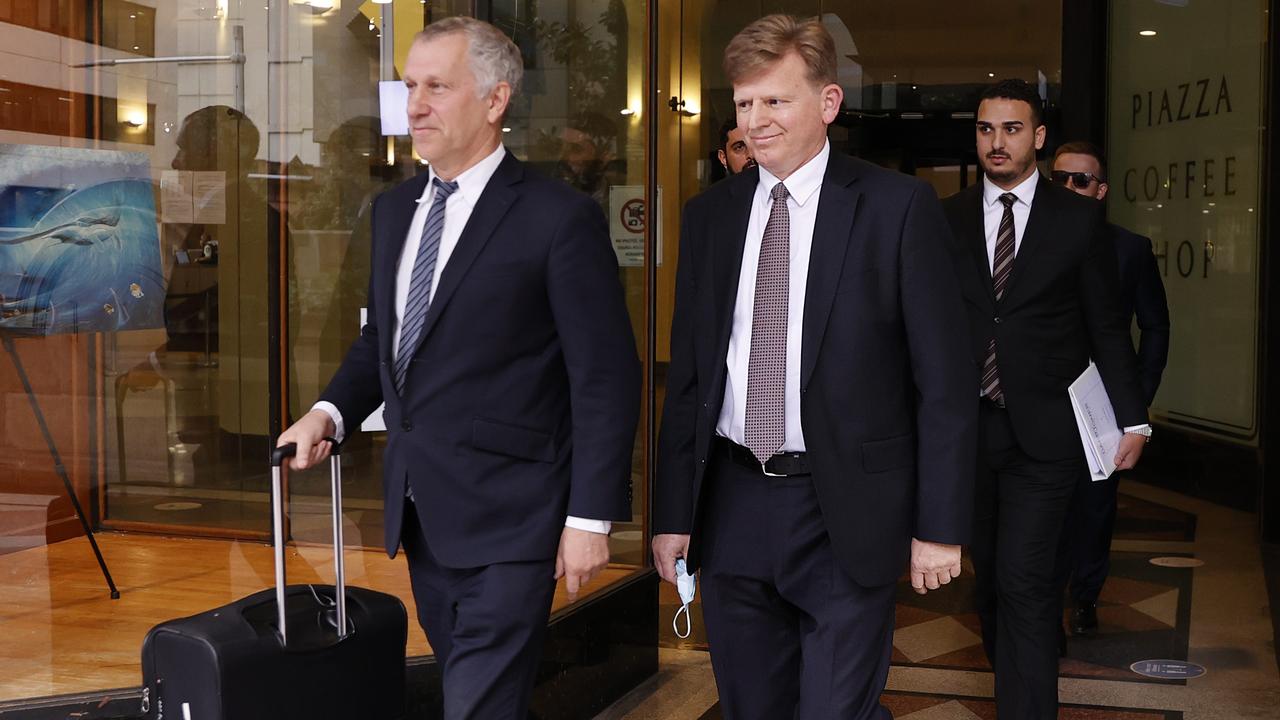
left=861, top=433, right=916, bottom=473
left=472, top=418, right=556, bottom=462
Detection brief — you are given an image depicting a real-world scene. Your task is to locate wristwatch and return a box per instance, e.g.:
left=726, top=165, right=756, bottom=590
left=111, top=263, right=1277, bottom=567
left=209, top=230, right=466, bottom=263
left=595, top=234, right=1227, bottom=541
left=1127, top=426, right=1153, bottom=442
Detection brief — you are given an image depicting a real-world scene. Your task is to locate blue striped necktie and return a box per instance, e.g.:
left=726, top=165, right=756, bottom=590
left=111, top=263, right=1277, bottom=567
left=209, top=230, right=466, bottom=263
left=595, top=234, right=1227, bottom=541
left=394, top=177, right=459, bottom=395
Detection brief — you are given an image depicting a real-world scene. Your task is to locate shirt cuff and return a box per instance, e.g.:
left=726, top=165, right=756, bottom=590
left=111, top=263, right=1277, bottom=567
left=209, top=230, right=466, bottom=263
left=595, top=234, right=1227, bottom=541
left=311, top=401, right=346, bottom=443
left=1123, top=424, right=1151, bottom=434
left=565, top=516, right=612, bottom=535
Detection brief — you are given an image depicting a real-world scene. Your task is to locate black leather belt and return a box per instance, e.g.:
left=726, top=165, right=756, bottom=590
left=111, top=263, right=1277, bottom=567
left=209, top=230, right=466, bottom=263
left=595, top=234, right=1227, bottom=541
left=714, top=437, right=811, bottom=477
left=981, top=395, right=1007, bottom=410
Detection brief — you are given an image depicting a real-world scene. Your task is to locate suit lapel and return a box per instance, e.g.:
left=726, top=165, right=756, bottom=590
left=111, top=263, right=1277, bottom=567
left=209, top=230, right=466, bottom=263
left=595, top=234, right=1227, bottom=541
left=379, top=173, right=431, bottom=360
left=406, top=151, right=520, bottom=358
left=800, top=153, right=860, bottom=388
left=711, top=170, right=756, bottom=374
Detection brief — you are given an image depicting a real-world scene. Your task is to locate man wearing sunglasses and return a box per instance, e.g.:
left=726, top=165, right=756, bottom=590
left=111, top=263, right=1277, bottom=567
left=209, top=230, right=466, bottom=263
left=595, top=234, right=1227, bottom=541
left=1051, top=142, right=1170, bottom=639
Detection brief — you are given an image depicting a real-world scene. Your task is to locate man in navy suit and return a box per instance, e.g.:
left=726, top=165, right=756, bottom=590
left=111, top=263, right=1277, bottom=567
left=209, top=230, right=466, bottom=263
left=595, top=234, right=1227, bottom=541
left=653, top=15, right=975, bottom=719
left=278, top=17, right=639, bottom=719
left=1051, top=141, right=1170, bottom=637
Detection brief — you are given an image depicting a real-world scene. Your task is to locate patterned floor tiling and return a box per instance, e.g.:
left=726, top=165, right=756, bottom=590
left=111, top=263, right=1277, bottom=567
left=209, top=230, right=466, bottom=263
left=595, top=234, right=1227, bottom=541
left=1114, top=492, right=1196, bottom=543
left=891, top=552, right=1194, bottom=686
left=662, top=494, right=1198, bottom=689
left=661, top=552, right=1194, bottom=686
left=882, top=691, right=1182, bottom=720
left=697, top=691, right=1183, bottom=719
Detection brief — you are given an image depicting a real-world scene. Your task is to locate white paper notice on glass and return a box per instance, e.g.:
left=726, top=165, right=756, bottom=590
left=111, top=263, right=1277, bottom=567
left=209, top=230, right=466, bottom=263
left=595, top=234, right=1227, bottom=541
left=160, top=170, right=194, bottom=224
left=378, top=81, right=410, bottom=136
left=1068, top=362, right=1121, bottom=481
left=192, top=171, right=226, bottom=225
left=359, top=307, right=387, bottom=432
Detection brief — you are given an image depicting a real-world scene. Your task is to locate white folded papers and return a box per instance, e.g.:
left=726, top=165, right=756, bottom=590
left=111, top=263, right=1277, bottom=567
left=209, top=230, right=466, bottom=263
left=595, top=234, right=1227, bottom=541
left=1068, top=362, right=1121, bottom=481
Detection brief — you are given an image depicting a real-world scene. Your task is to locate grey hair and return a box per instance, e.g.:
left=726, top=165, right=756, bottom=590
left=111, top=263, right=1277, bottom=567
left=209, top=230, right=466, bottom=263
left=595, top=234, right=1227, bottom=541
left=415, top=17, right=523, bottom=99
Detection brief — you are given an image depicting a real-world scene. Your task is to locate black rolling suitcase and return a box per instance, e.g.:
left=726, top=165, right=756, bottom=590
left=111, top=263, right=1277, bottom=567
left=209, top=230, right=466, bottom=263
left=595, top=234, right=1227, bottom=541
left=140, top=441, right=408, bottom=720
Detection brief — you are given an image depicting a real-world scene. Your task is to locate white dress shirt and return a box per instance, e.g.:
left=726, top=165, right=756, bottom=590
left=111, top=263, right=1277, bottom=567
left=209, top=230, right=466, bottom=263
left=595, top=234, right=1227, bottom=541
left=315, top=143, right=609, bottom=534
left=981, top=171, right=1038, bottom=273
left=715, top=141, right=830, bottom=453
left=981, top=171, right=1149, bottom=435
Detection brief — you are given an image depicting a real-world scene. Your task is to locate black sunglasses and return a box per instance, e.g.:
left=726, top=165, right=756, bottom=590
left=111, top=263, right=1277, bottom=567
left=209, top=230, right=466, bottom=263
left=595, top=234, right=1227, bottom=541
left=1050, top=170, right=1104, bottom=189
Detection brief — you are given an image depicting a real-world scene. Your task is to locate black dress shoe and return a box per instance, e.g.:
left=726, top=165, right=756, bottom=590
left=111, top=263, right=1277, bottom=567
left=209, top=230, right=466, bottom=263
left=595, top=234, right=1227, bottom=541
left=1071, top=603, right=1098, bottom=636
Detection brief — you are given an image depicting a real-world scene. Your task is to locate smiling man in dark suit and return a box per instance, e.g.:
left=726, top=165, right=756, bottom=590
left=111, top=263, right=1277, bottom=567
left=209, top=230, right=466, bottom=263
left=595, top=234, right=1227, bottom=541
left=652, top=15, right=976, bottom=719
left=277, top=17, right=639, bottom=719
left=941, top=80, right=1150, bottom=718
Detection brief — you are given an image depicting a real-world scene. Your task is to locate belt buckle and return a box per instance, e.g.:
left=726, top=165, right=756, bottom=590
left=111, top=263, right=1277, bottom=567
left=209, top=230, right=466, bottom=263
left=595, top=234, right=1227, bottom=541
left=760, top=459, right=787, bottom=478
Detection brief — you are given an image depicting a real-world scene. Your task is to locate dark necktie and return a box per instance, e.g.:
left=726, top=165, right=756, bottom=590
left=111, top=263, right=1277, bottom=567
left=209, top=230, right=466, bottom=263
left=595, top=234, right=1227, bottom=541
left=981, top=192, right=1017, bottom=407
left=394, top=177, right=459, bottom=395
left=744, top=182, right=790, bottom=464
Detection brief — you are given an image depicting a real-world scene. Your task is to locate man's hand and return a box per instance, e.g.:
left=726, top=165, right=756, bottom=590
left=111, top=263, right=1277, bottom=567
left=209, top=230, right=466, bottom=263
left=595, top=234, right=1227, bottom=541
left=1114, top=432, right=1146, bottom=470
left=652, top=533, right=690, bottom=585
left=555, top=527, right=610, bottom=601
left=910, top=539, right=961, bottom=595
left=276, top=409, right=337, bottom=471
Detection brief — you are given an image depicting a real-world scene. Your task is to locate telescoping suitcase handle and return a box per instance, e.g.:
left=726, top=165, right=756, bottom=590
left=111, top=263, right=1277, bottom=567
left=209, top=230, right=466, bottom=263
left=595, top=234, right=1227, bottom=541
left=269, top=439, right=346, bottom=647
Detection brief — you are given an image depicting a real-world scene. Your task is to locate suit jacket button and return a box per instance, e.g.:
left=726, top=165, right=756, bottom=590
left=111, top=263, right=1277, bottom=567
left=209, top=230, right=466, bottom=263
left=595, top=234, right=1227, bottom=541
left=401, top=420, right=412, bottom=431
left=993, top=316, right=1002, bottom=324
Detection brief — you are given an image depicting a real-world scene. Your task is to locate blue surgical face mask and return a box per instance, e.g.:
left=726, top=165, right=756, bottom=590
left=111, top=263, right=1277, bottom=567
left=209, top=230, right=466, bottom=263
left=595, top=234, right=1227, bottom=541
left=673, top=557, right=696, bottom=639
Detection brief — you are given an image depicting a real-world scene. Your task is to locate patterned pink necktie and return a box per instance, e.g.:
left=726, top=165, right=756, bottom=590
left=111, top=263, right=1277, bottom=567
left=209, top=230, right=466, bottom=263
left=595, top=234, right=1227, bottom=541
left=744, top=182, right=790, bottom=465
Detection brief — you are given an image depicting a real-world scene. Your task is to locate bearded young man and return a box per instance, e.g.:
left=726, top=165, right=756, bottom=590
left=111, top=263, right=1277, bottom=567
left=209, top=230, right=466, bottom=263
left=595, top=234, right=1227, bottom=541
left=941, top=79, right=1150, bottom=718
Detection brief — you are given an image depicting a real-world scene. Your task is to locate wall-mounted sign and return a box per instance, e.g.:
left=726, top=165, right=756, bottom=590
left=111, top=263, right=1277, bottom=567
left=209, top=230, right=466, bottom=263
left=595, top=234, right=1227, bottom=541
left=1107, top=0, right=1267, bottom=441
left=609, top=185, right=661, bottom=268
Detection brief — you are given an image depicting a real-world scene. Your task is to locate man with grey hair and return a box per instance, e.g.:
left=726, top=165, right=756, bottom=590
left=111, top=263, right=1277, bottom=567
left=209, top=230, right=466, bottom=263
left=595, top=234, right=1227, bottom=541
left=278, top=17, right=639, bottom=718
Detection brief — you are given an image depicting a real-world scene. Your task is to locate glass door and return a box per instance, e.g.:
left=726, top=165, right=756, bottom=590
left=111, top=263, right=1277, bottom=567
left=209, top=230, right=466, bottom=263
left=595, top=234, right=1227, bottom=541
left=82, top=2, right=277, bottom=536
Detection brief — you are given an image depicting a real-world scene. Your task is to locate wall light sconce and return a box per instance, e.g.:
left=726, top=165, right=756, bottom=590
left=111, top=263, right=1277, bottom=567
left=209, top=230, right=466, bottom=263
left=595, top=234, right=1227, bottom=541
left=122, top=108, right=148, bottom=129
left=668, top=97, right=698, bottom=117
left=293, top=0, right=337, bottom=14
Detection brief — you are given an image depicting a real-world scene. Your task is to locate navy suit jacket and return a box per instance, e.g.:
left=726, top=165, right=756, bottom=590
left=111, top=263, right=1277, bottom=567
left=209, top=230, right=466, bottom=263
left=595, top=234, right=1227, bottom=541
left=1110, top=223, right=1169, bottom=406
left=941, top=177, right=1147, bottom=461
left=654, top=151, right=977, bottom=588
left=320, top=151, right=640, bottom=569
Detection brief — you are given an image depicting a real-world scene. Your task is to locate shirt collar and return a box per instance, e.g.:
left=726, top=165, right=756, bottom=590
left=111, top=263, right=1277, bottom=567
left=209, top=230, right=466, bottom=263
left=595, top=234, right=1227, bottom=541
left=758, top=140, right=829, bottom=208
left=983, top=169, right=1040, bottom=209
left=419, top=143, right=507, bottom=205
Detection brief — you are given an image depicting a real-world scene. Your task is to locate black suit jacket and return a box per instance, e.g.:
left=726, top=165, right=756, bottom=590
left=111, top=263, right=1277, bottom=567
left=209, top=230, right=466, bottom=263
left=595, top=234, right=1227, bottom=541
left=1110, top=223, right=1169, bottom=406
left=941, top=177, right=1146, bottom=461
left=655, top=151, right=977, bottom=588
left=321, top=151, right=640, bottom=569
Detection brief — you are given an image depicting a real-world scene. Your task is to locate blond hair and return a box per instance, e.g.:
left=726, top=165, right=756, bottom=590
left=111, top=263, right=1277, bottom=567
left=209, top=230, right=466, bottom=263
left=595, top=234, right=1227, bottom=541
left=723, top=15, right=836, bottom=87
